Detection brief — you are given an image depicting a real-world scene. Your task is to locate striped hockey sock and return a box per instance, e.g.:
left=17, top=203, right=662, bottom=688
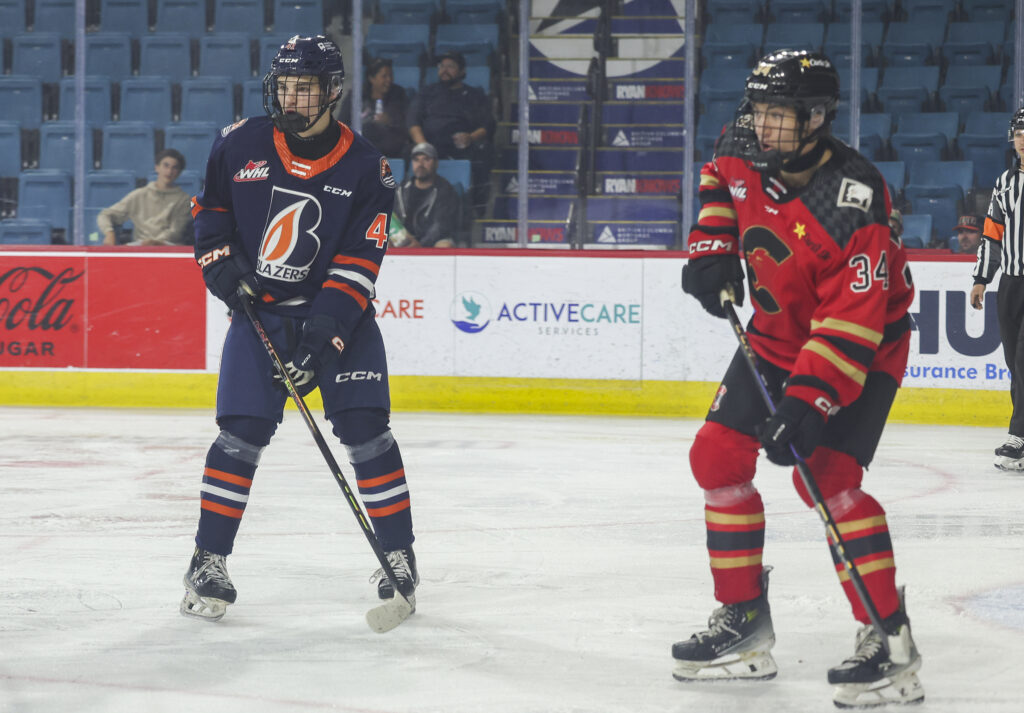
left=705, top=482, right=766, bottom=604
left=345, top=430, right=413, bottom=552
left=195, top=430, right=264, bottom=556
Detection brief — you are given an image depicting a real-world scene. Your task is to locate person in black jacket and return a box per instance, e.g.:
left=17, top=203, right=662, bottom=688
left=337, top=57, right=409, bottom=157
left=391, top=142, right=460, bottom=248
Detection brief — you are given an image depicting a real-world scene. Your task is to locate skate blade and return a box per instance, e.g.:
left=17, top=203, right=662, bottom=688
left=672, top=650, right=778, bottom=682
left=833, top=671, right=925, bottom=708
left=366, top=593, right=415, bottom=633
left=994, top=457, right=1024, bottom=472
left=179, top=591, right=229, bottom=622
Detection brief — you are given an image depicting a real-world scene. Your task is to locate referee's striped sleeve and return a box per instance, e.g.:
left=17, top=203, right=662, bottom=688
left=976, top=169, right=1024, bottom=282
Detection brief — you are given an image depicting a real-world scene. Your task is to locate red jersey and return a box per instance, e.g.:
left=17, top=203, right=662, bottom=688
left=689, top=133, right=914, bottom=410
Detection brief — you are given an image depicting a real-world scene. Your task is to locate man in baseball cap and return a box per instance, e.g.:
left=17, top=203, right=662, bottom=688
left=954, top=214, right=982, bottom=254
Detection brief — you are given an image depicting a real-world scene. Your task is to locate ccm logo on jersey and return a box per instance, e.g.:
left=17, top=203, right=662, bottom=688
left=837, top=178, right=873, bottom=212
left=335, top=370, right=382, bottom=382
left=688, top=237, right=737, bottom=256
left=234, top=160, right=270, bottom=182
left=197, top=245, right=231, bottom=266
left=323, top=185, right=353, bottom=197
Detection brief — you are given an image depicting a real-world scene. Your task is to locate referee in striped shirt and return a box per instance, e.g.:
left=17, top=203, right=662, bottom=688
left=971, top=107, right=1024, bottom=471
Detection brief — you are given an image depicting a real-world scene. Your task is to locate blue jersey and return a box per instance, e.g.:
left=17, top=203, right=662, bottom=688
left=193, top=116, right=396, bottom=343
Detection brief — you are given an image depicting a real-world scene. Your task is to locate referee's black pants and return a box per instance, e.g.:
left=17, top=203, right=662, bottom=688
left=997, top=274, right=1024, bottom=436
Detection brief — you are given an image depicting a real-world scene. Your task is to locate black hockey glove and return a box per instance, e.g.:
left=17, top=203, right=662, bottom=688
left=756, top=395, right=828, bottom=466
left=198, top=244, right=260, bottom=312
left=681, top=253, right=745, bottom=319
left=291, top=314, right=346, bottom=377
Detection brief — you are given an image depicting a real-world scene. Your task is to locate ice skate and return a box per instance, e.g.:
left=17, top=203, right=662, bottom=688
left=371, top=547, right=418, bottom=603
left=993, top=435, right=1024, bottom=471
left=180, top=547, right=236, bottom=622
left=829, top=587, right=924, bottom=708
left=671, top=566, right=777, bottom=681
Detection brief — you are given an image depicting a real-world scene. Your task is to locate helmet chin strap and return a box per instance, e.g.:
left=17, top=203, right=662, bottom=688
left=752, top=118, right=827, bottom=175
left=276, top=104, right=331, bottom=136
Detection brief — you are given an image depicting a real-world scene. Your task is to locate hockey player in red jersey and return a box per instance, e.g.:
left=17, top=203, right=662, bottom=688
left=180, top=35, right=417, bottom=622
left=674, top=50, right=923, bottom=707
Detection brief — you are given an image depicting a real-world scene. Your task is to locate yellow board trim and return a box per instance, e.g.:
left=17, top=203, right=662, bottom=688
left=0, top=373, right=1012, bottom=426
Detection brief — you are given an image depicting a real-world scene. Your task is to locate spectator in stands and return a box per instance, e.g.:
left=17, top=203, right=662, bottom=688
left=951, top=213, right=983, bottom=254
left=98, top=149, right=192, bottom=246
left=889, top=208, right=903, bottom=242
left=408, top=51, right=495, bottom=211
left=337, top=57, right=409, bottom=158
left=390, top=142, right=460, bottom=248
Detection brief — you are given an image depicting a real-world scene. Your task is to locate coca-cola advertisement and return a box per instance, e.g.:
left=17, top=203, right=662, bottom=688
left=0, top=248, right=206, bottom=369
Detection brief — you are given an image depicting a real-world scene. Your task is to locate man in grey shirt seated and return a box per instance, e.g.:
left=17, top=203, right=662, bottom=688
left=98, top=149, right=193, bottom=246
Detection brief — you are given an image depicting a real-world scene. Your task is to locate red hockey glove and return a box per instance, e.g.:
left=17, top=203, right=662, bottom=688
left=756, top=395, right=829, bottom=466
left=197, top=243, right=260, bottom=312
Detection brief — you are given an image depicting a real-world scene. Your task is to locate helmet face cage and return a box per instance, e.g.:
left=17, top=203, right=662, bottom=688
left=1008, top=108, right=1024, bottom=142
left=732, top=50, right=839, bottom=172
left=263, top=35, right=345, bottom=134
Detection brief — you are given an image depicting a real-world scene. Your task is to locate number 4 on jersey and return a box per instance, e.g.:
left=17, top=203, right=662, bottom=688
left=366, top=213, right=389, bottom=249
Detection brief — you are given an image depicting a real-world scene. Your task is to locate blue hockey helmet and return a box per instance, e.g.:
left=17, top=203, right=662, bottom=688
left=263, top=34, right=345, bottom=134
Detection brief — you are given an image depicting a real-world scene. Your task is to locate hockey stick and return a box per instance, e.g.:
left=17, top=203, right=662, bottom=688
left=237, top=290, right=414, bottom=633
left=718, top=288, right=894, bottom=655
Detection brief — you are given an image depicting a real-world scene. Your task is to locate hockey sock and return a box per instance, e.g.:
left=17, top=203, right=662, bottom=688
left=195, top=418, right=274, bottom=556
left=344, top=430, right=413, bottom=552
left=704, top=482, right=766, bottom=604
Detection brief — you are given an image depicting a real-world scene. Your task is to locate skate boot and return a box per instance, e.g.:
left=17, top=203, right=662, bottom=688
left=180, top=546, right=236, bottom=622
left=371, top=547, right=418, bottom=601
left=671, top=566, right=777, bottom=681
left=829, top=587, right=924, bottom=708
left=993, top=435, right=1024, bottom=471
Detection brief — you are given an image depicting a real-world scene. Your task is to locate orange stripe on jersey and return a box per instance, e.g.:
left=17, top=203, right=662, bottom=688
left=324, top=281, right=369, bottom=310
left=203, top=467, right=254, bottom=488
left=983, top=216, right=1005, bottom=241
left=366, top=499, right=411, bottom=517
left=201, top=500, right=245, bottom=519
left=332, top=254, right=381, bottom=276
left=273, top=122, right=354, bottom=179
left=357, top=468, right=405, bottom=489
left=191, top=198, right=229, bottom=219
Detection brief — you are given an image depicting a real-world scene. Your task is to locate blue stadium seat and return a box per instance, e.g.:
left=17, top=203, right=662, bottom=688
left=435, top=23, right=499, bottom=65
left=388, top=158, right=405, bottom=184
left=699, top=66, right=751, bottom=118
left=874, top=160, right=907, bottom=199
left=941, top=65, right=1002, bottom=119
left=11, top=33, right=63, bottom=83
left=241, top=78, right=264, bottom=117
left=704, top=0, right=763, bottom=23
left=903, top=186, right=960, bottom=239
left=770, top=0, right=828, bottom=23
left=701, top=23, right=760, bottom=68
left=84, top=169, right=136, bottom=239
left=272, top=0, right=324, bottom=37
left=164, top=121, right=219, bottom=178
left=32, top=0, right=74, bottom=37
left=909, top=160, right=974, bottom=193
left=762, top=22, right=825, bottom=54
left=881, top=21, right=945, bottom=67
left=961, top=0, right=1013, bottom=22
left=900, top=0, right=956, bottom=24
left=0, top=122, right=22, bottom=176
left=215, top=0, right=266, bottom=35
left=823, top=22, right=885, bottom=66
left=392, top=65, right=422, bottom=92
left=0, top=76, right=43, bottom=129
left=140, top=34, right=194, bottom=84
left=59, top=77, right=113, bottom=125
left=100, top=0, right=148, bottom=34
left=444, top=0, right=500, bottom=23
left=199, top=33, right=254, bottom=82
left=891, top=132, right=949, bottom=165
left=18, top=169, right=71, bottom=233
left=834, top=0, right=893, bottom=22
left=961, top=112, right=1011, bottom=185
left=174, top=169, right=202, bottom=197
left=901, top=214, right=932, bottom=245
left=894, top=111, right=959, bottom=144
left=155, top=0, right=208, bottom=36
left=120, top=77, right=174, bottom=123
left=0, top=218, right=53, bottom=244
left=39, top=121, right=94, bottom=172
left=85, top=33, right=133, bottom=82
left=180, top=77, right=236, bottom=125
left=463, top=66, right=490, bottom=93
left=437, top=158, right=470, bottom=195
left=377, top=0, right=438, bottom=24
left=101, top=122, right=156, bottom=177
left=943, top=21, right=1005, bottom=65
left=836, top=66, right=879, bottom=107
left=0, top=0, right=27, bottom=37
left=876, top=66, right=939, bottom=113
left=834, top=112, right=892, bottom=160
left=365, top=23, right=429, bottom=66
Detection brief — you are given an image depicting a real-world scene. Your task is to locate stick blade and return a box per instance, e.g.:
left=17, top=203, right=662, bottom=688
left=365, top=594, right=415, bottom=633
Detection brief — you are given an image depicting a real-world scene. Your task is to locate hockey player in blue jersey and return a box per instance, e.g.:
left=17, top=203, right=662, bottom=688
left=180, top=35, right=417, bottom=622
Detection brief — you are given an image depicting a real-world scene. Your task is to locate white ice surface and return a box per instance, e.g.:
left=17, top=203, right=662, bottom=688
left=1, top=408, right=1022, bottom=712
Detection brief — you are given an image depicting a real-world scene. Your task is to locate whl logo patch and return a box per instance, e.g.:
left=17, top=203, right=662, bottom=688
left=234, top=160, right=270, bottom=182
